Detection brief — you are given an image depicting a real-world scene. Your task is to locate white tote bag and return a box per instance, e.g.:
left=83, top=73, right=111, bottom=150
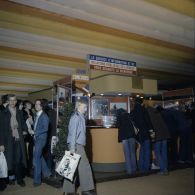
left=55, top=151, right=81, bottom=181
left=0, top=152, right=8, bottom=178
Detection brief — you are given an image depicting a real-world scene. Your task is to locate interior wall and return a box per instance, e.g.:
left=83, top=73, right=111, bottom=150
left=90, top=70, right=157, bottom=95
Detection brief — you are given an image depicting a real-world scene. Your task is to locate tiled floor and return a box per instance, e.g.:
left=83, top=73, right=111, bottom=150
left=1, top=168, right=193, bottom=195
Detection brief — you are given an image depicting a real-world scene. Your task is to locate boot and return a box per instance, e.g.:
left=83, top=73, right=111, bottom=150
left=81, top=189, right=97, bottom=195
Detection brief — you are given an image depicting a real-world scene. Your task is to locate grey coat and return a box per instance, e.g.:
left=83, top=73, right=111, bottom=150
left=67, top=111, right=86, bottom=152
left=0, top=107, right=27, bottom=170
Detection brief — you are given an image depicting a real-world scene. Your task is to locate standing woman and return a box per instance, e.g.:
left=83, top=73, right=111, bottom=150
left=116, top=109, right=137, bottom=175
left=130, top=99, right=153, bottom=173
left=63, top=99, right=96, bottom=195
left=23, top=100, right=34, bottom=176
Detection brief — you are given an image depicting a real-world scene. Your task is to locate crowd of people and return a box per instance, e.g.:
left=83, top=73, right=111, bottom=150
left=0, top=94, right=96, bottom=195
left=0, top=94, right=56, bottom=190
left=0, top=93, right=194, bottom=194
left=116, top=98, right=194, bottom=176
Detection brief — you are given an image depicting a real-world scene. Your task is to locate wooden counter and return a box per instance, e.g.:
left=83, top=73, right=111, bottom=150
left=87, top=128, right=125, bottom=172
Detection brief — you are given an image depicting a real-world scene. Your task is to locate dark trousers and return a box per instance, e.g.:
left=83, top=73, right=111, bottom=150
left=168, top=131, right=178, bottom=164
left=0, top=179, right=7, bottom=191
left=178, top=128, right=193, bottom=162
left=24, top=134, right=34, bottom=173
left=9, top=140, right=25, bottom=182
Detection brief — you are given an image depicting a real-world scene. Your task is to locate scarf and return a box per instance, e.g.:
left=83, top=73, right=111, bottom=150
left=9, top=106, right=19, bottom=139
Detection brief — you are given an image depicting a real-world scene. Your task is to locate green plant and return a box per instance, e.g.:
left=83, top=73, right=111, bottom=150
left=53, top=102, right=74, bottom=161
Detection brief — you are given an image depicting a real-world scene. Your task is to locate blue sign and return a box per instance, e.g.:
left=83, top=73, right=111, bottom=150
left=88, top=54, right=137, bottom=75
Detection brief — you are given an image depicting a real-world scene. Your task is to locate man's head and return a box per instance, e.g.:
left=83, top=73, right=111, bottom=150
left=35, top=99, right=44, bottom=112
left=8, top=94, right=17, bottom=108
left=75, top=99, right=87, bottom=114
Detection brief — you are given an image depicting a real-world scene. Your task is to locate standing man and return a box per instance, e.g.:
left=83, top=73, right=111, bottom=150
left=33, top=99, right=51, bottom=187
left=0, top=94, right=27, bottom=187
left=63, top=99, right=96, bottom=195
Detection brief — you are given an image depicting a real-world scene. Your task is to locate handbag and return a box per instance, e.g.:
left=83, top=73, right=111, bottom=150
left=131, top=120, right=139, bottom=135
left=0, top=152, right=8, bottom=178
left=55, top=151, right=81, bottom=181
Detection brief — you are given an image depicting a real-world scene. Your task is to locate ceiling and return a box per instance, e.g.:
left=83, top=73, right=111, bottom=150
left=0, top=0, right=195, bottom=98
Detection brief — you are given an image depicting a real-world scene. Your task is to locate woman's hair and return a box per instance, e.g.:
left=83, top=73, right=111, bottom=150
left=75, top=99, right=87, bottom=110
left=23, top=100, right=32, bottom=107
left=16, top=99, right=23, bottom=108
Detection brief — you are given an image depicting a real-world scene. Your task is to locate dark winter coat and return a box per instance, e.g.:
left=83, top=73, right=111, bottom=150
left=117, top=112, right=136, bottom=142
left=160, top=108, right=178, bottom=135
left=147, top=107, right=170, bottom=141
left=0, top=106, right=27, bottom=170
left=130, top=103, right=152, bottom=142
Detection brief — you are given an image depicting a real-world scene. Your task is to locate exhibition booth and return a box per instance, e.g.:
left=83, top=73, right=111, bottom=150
left=28, top=54, right=161, bottom=172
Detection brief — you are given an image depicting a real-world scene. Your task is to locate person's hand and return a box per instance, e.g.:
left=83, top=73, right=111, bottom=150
left=0, top=145, right=5, bottom=152
left=28, top=129, right=34, bottom=135
left=69, top=149, right=75, bottom=155
left=149, top=129, right=155, bottom=140
left=28, top=116, right=33, bottom=125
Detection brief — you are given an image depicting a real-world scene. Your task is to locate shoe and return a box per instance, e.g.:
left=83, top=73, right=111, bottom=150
left=151, top=163, right=160, bottom=170
left=81, top=189, right=97, bottom=195
left=17, top=180, right=26, bottom=187
left=33, top=182, right=41, bottom=187
left=42, top=175, right=55, bottom=184
left=177, top=160, right=185, bottom=164
left=157, top=171, right=169, bottom=176
left=8, top=180, right=15, bottom=185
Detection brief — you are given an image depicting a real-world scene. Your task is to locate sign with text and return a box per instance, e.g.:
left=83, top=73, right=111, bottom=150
left=88, top=54, right=137, bottom=75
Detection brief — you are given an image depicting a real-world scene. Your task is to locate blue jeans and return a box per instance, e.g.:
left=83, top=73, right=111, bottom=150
left=122, top=138, right=137, bottom=174
left=33, top=137, right=51, bottom=184
left=153, top=140, right=168, bottom=172
left=139, top=139, right=151, bottom=173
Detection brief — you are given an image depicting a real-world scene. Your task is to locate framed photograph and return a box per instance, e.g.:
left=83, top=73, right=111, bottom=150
left=110, top=102, right=127, bottom=116
left=91, top=98, right=109, bottom=119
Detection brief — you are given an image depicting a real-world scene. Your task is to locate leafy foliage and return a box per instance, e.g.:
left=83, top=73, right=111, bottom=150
left=53, top=102, right=74, bottom=161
